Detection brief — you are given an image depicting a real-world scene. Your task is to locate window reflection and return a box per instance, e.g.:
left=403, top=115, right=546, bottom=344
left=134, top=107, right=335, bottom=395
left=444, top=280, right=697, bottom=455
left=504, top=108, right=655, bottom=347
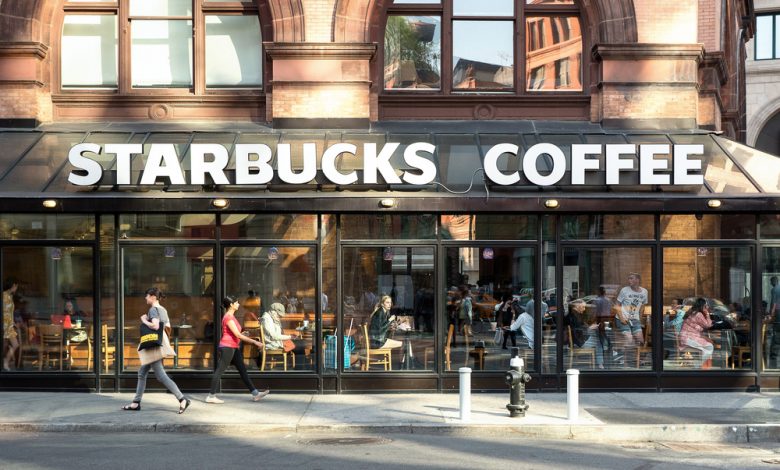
left=342, top=247, right=434, bottom=372
left=444, top=247, right=535, bottom=371
left=220, top=214, right=317, bottom=240
left=2, top=247, right=94, bottom=372
left=663, top=247, right=752, bottom=370
left=561, top=215, right=654, bottom=240
left=224, top=246, right=317, bottom=372
left=122, top=246, right=214, bottom=371
left=452, top=21, right=513, bottom=90
left=525, top=16, right=582, bottom=91
left=561, top=248, right=653, bottom=371
left=384, top=16, right=442, bottom=90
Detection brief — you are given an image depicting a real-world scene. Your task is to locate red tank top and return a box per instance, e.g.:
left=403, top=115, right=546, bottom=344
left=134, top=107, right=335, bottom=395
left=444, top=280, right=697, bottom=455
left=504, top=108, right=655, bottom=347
left=219, top=315, right=241, bottom=348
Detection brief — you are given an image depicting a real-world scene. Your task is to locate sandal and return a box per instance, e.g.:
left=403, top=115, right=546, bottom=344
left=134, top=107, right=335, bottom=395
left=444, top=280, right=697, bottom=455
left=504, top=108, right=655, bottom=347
left=121, top=402, right=141, bottom=411
left=178, top=398, right=191, bottom=415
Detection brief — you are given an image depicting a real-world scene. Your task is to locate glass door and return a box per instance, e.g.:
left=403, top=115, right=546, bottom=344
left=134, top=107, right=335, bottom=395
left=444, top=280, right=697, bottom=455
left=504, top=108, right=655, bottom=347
left=341, top=246, right=435, bottom=372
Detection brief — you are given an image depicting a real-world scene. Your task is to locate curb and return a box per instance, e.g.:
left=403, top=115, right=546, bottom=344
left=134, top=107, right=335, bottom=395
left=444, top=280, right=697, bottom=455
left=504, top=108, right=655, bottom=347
left=0, top=422, right=777, bottom=442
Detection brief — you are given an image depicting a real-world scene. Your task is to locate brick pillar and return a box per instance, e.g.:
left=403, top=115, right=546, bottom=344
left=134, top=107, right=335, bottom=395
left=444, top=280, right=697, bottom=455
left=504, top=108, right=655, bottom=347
left=0, top=42, right=51, bottom=126
left=592, top=44, right=704, bottom=129
left=265, top=43, right=376, bottom=128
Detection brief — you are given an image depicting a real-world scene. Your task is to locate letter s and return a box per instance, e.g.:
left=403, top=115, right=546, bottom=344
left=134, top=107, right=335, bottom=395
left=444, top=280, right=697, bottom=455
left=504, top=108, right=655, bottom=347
left=68, top=143, right=103, bottom=186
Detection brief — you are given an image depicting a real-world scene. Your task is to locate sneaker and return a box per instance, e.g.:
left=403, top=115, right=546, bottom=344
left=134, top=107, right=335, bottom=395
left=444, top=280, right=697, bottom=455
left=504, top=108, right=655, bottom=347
left=205, top=395, right=224, bottom=404
left=252, top=389, right=270, bottom=401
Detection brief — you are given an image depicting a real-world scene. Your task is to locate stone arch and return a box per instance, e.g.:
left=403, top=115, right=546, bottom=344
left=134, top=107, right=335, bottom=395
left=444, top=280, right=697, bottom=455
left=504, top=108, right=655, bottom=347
left=748, top=98, right=780, bottom=148
left=263, top=0, right=303, bottom=42
left=333, top=0, right=637, bottom=45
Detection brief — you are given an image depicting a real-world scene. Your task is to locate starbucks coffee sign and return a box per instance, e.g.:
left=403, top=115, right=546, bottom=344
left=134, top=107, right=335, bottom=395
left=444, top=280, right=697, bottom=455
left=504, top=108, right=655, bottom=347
left=68, top=142, right=704, bottom=187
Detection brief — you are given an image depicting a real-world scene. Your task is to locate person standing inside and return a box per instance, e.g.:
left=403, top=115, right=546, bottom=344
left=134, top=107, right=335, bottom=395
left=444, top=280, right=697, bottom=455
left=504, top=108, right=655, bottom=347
left=768, top=277, right=780, bottom=367
left=206, top=296, right=269, bottom=404
left=122, top=287, right=190, bottom=414
left=2, top=278, right=18, bottom=371
left=496, top=295, right=516, bottom=349
left=458, top=286, right=473, bottom=338
left=615, top=273, right=648, bottom=363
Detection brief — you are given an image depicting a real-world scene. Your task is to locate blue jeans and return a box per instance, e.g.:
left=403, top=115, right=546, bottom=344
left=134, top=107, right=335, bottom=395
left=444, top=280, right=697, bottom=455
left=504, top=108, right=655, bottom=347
left=581, top=335, right=604, bottom=367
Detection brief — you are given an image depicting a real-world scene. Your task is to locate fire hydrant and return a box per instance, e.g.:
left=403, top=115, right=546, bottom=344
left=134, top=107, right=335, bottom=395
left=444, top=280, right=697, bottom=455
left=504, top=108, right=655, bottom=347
left=505, top=348, right=531, bottom=417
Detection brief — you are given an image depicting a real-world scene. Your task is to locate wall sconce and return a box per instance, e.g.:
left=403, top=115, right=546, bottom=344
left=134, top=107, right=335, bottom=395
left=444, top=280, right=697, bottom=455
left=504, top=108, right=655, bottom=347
left=707, top=199, right=722, bottom=209
left=42, top=199, right=58, bottom=209
left=212, top=198, right=229, bottom=209
left=544, top=199, right=559, bottom=209
left=379, top=198, right=395, bottom=208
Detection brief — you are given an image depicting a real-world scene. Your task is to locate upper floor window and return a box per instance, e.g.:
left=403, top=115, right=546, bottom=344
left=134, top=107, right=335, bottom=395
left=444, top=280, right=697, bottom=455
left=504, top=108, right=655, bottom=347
left=755, top=13, right=780, bottom=60
left=61, top=0, right=262, bottom=91
left=384, top=0, right=583, bottom=93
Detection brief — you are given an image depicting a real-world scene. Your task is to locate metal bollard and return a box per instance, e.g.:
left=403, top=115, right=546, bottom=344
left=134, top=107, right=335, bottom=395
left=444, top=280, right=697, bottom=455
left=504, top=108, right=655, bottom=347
left=566, top=369, right=579, bottom=421
left=505, top=347, right=531, bottom=417
left=459, top=367, right=472, bottom=421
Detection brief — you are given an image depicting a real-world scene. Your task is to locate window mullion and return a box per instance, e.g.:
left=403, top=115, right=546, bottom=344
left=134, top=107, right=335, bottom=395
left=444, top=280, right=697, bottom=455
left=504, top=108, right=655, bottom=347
left=118, top=0, right=130, bottom=93
left=193, top=0, right=205, bottom=95
left=443, top=1, right=452, bottom=94
left=518, top=0, right=526, bottom=94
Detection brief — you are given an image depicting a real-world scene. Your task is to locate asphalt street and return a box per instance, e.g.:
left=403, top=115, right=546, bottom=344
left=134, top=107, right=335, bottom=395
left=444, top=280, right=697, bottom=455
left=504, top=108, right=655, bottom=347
left=1, top=432, right=779, bottom=470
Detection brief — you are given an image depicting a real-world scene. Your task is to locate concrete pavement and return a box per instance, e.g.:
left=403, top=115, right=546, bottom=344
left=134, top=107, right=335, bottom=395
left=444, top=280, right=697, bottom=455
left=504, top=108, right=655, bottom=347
left=1, top=391, right=780, bottom=442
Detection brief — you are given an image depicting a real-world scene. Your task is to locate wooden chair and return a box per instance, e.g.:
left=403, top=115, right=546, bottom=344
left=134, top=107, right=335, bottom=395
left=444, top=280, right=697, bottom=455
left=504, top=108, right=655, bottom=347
left=567, top=325, right=595, bottom=369
left=258, top=326, right=294, bottom=371
left=16, top=324, right=39, bottom=369
left=38, top=324, right=64, bottom=371
left=464, top=331, right=488, bottom=370
left=101, top=324, right=116, bottom=372
left=424, top=324, right=454, bottom=371
left=635, top=320, right=653, bottom=368
left=242, top=320, right=261, bottom=367
left=67, top=325, right=93, bottom=371
left=357, top=323, right=392, bottom=371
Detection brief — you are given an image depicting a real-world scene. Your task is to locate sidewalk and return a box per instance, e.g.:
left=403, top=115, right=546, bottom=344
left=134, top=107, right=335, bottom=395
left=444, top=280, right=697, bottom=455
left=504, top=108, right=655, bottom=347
left=1, top=391, right=780, bottom=443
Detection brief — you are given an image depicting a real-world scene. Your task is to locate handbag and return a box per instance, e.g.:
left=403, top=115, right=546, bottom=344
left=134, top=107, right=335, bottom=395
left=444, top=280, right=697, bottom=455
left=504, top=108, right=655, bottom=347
left=493, top=327, right=504, bottom=345
left=138, top=346, right=163, bottom=366
left=139, top=322, right=164, bottom=350
left=283, top=339, right=295, bottom=352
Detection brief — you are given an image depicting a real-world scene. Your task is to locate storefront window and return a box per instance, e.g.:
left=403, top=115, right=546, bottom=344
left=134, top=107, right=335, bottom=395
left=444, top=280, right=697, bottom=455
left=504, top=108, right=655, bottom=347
left=0, top=214, right=95, bottom=240
left=541, top=240, right=556, bottom=373
left=761, top=215, right=780, bottom=239
left=561, top=247, right=653, bottom=371
left=762, top=247, right=780, bottom=370
left=441, top=215, right=537, bottom=240
left=220, top=214, right=317, bottom=240
left=342, top=246, right=434, bottom=372
left=2, top=246, right=94, bottom=372
left=444, top=246, right=535, bottom=371
left=663, top=247, right=751, bottom=371
left=561, top=215, right=654, bottom=240
left=118, top=214, right=216, bottom=239
left=122, top=246, right=214, bottom=371
left=224, top=246, right=317, bottom=372
left=341, top=215, right=436, bottom=239
left=661, top=215, right=756, bottom=240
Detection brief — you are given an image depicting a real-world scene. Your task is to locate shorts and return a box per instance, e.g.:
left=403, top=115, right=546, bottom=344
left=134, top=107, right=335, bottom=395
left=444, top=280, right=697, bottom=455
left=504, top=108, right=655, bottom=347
left=615, top=317, right=642, bottom=335
left=3, top=321, right=17, bottom=340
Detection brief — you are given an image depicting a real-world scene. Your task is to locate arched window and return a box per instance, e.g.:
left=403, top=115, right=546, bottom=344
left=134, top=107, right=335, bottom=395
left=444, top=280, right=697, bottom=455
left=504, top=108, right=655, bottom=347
left=59, top=0, right=263, bottom=92
left=381, top=0, right=585, bottom=117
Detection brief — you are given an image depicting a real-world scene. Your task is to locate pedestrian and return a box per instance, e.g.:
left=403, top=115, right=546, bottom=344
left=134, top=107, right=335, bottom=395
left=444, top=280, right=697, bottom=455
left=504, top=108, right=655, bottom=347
left=206, top=296, right=269, bottom=404
left=122, top=287, right=190, bottom=414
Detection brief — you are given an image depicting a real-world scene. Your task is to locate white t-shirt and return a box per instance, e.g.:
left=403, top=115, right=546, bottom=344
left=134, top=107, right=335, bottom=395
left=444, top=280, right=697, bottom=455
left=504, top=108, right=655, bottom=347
left=617, top=286, right=648, bottom=322
left=510, top=311, right=534, bottom=348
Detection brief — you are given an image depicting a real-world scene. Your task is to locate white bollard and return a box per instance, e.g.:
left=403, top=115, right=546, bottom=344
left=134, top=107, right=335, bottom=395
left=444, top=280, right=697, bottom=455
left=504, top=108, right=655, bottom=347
left=566, top=369, right=579, bottom=421
left=459, top=367, right=472, bottom=422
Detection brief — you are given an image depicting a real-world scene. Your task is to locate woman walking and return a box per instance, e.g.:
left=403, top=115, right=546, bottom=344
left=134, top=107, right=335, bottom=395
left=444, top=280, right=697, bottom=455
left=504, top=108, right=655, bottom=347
left=206, top=296, right=269, bottom=403
left=122, top=287, right=190, bottom=414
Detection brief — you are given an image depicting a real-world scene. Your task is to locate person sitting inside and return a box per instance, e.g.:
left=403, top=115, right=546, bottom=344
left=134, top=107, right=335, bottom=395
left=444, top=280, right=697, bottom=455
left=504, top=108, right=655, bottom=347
left=509, top=306, right=534, bottom=349
left=368, top=295, right=402, bottom=350
left=679, top=297, right=714, bottom=369
left=260, top=303, right=300, bottom=366
left=663, top=298, right=686, bottom=333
